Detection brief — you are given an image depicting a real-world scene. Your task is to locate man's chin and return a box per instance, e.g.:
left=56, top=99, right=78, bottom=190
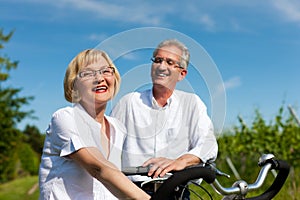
left=153, top=82, right=173, bottom=90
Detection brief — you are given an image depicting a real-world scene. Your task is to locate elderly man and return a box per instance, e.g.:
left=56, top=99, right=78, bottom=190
left=111, top=39, right=218, bottom=199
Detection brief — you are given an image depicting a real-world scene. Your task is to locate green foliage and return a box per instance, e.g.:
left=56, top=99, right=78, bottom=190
left=0, top=29, right=18, bottom=81
left=0, top=29, right=37, bottom=183
left=17, top=143, right=39, bottom=176
left=23, top=125, right=45, bottom=157
left=218, top=106, right=300, bottom=167
left=0, top=128, right=23, bottom=182
left=217, top=105, right=300, bottom=199
left=0, top=88, right=34, bottom=126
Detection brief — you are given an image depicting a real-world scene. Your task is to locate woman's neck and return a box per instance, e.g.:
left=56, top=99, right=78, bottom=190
left=80, top=101, right=106, bottom=119
left=80, top=101, right=110, bottom=158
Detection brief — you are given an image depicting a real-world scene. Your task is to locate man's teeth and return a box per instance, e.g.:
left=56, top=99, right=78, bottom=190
left=158, top=73, right=167, bottom=77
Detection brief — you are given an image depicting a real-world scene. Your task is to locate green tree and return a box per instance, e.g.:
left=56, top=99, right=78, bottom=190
left=0, top=29, right=35, bottom=182
left=218, top=106, right=300, bottom=168
left=23, top=125, right=45, bottom=157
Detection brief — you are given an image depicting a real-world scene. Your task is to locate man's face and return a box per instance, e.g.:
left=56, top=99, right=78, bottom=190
left=151, top=45, right=187, bottom=90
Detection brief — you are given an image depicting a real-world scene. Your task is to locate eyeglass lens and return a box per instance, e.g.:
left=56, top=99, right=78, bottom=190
left=151, top=57, right=182, bottom=69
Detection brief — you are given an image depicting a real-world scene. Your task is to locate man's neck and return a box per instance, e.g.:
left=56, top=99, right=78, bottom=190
left=152, top=84, right=174, bottom=107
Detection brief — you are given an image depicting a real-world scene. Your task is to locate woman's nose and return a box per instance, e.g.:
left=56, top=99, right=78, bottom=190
left=93, top=73, right=104, bottom=83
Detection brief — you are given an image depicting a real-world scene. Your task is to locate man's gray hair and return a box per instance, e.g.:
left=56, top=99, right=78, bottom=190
left=153, top=39, right=190, bottom=69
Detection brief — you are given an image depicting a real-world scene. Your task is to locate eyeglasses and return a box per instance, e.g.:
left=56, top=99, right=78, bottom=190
left=77, top=66, right=115, bottom=79
left=151, top=57, right=183, bottom=69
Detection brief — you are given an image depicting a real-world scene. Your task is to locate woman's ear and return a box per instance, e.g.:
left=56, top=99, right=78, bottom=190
left=72, top=89, right=81, bottom=103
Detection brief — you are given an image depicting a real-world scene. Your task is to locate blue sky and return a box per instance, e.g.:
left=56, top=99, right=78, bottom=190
left=1, top=0, right=300, bottom=133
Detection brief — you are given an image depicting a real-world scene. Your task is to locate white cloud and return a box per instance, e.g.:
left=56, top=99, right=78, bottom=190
left=56, top=0, right=166, bottom=25
left=183, top=3, right=217, bottom=32
left=88, top=33, right=108, bottom=42
left=199, top=14, right=216, bottom=32
left=7, top=0, right=165, bottom=25
left=5, top=0, right=300, bottom=33
left=224, top=76, right=241, bottom=90
left=213, top=76, right=241, bottom=100
left=272, top=0, right=300, bottom=23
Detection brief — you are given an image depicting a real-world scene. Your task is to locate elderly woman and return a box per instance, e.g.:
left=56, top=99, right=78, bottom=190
left=39, top=49, right=150, bottom=200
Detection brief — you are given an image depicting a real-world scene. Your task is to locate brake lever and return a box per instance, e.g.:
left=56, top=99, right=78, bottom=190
left=207, top=162, right=230, bottom=179
left=141, top=173, right=173, bottom=187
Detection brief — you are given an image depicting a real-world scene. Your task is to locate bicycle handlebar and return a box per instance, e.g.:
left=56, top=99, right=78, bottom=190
left=151, top=165, right=216, bottom=200
left=149, top=157, right=290, bottom=200
left=122, top=154, right=290, bottom=200
left=246, top=159, right=290, bottom=200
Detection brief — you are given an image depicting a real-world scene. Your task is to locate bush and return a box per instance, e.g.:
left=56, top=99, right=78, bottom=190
left=17, top=144, right=39, bottom=176
left=217, top=105, right=300, bottom=199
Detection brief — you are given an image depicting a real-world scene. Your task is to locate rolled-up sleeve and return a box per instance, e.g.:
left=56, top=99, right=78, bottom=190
left=48, top=108, right=88, bottom=157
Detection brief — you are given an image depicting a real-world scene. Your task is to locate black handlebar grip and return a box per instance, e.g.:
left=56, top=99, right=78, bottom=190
left=151, top=166, right=216, bottom=200
left=247, top=159, right=290, bottom=200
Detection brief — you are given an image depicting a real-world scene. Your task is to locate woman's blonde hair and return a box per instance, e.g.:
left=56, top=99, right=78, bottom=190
left=63, top=49, right=121, bottom=103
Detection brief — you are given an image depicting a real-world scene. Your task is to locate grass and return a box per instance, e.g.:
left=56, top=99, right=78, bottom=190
left=0, top=176, right=39, bottom=200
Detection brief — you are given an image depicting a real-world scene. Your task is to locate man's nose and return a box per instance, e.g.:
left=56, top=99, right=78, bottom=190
left=157, top=60, right=169, bottom=70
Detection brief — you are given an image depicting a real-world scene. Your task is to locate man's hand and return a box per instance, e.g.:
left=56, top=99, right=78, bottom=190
left=142, top=157, right=186, bottom=178
left=142, top=154, right=201, bottom=178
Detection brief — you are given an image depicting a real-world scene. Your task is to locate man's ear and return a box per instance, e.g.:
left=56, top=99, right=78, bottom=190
left=178, top=69, right=187, bottom=81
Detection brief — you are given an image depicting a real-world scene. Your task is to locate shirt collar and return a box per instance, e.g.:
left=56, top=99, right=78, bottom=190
left=150, top=89, right=174, bottom=110
left=73, top=103, right=108, bottom=127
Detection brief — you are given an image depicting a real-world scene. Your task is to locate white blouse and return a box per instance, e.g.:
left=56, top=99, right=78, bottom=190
left=39, top=104, right=125, bottom=200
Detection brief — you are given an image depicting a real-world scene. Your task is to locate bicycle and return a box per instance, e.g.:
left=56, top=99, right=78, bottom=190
left=122, top=154, right=290, bottom=200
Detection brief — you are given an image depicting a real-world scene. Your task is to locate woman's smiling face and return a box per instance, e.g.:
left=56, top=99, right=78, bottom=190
left=75, top=56, right=115, bottom=108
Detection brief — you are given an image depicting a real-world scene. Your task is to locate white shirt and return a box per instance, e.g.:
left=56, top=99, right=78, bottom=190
left=111, top=89, right=218, bottom=173
left=39, top=104, right=125, bottom=200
